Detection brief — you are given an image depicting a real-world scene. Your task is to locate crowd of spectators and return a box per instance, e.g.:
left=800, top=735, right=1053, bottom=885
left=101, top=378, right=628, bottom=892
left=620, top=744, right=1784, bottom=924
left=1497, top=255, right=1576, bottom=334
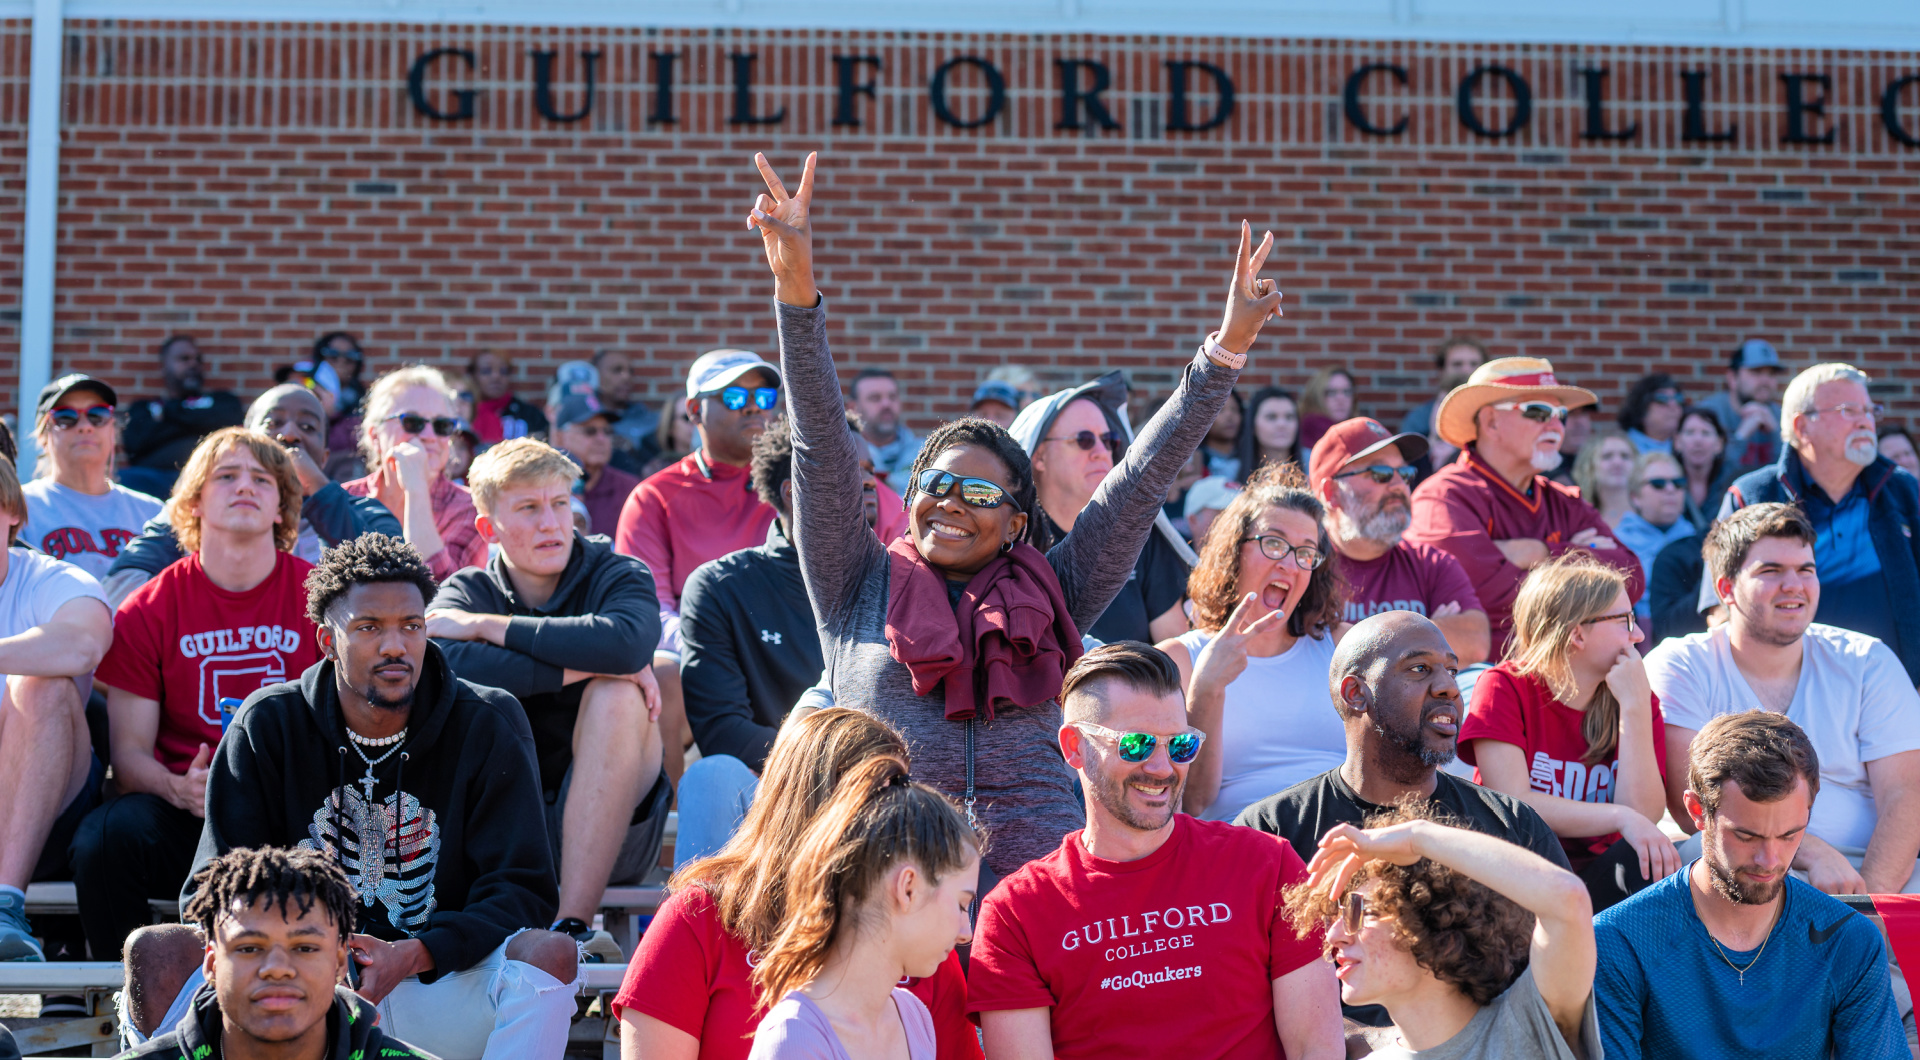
left=0, top=147, right=1916, bottom=1060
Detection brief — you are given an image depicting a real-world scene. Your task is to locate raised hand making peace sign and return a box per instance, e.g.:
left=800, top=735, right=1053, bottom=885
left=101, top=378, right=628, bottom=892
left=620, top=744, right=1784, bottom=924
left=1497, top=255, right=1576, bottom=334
left=1217, top=221, right=1285, bottom=355
left=747, top=151, right=819, bottom=308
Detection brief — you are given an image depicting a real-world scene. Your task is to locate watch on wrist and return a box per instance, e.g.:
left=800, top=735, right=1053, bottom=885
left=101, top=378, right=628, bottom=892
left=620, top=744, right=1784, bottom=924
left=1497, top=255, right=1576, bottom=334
left=1200, top=332, right=1247, bottom=370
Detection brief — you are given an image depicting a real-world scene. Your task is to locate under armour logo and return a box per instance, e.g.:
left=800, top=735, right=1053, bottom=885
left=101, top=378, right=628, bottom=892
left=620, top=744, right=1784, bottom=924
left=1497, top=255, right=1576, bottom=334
left=761, top=630, right=782, bottom=644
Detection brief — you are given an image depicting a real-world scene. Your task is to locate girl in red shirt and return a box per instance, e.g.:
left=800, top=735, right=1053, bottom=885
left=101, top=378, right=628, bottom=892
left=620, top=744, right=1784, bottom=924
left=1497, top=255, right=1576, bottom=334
left=613, top=709, right=981, bottom=1060
left=1458, top=553, right=1680, bottom=911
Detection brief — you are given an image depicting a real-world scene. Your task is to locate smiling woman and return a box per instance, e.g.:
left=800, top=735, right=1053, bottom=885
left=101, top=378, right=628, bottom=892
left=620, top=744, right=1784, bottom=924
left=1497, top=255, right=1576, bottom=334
left=751, top=150, right=1282, bottom=875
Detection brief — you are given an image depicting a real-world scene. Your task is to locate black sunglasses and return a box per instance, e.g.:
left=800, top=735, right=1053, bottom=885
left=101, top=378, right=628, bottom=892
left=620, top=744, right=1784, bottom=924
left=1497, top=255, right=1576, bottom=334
left=1491, top=400, right=1570, bottom=423
left=913, top=468, right=1021, bottom=511
left=1641, top=477, right=1685, bottom=491
left=1334, top=464, right=1418, bottom=486
left=716, top=386, right=779, bottom=412
left=1044, top=430, right=1118, bottom=454
left=385, top=412, right=463, bottom=438
left=48, top=405, right=114, bottom=430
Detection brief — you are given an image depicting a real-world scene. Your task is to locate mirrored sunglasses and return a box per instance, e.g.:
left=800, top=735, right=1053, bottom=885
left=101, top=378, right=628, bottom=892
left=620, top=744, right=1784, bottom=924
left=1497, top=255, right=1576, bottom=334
left=717, top=386, right=779, bottom=412
left=1076, top=722, right=1205, bottom=764
left=1341, top=890, right=1367, bottom=934
left=913, top=468, right=1020, bottom=510
left=1334, top=464, right=1418, bottom=486
left=48, top=405, right=114, bottom=430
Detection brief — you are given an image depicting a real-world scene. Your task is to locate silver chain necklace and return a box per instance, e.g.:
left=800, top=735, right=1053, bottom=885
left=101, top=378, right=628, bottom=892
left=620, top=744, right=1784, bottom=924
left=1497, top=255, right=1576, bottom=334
left=348, top=729, right=407, bottom=802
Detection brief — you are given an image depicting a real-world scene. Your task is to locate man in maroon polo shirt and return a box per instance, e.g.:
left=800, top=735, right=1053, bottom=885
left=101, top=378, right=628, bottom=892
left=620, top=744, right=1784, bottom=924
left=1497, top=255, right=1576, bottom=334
left=1311, top=417, right=1491, bottom=666
left=1405, top=357, right=1643, bottom=662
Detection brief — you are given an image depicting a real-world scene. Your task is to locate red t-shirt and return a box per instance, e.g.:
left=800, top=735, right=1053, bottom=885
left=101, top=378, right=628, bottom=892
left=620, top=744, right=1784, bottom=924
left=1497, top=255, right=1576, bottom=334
left=1336, top=541, right=1484, bottom=625
left=95, top=551, right=322, bottom=774
left=614, top=453, right=776, bottom=611
left=612, top=886, right=982, bottom=1060
left=967, top=816, right=1323, bottom=1060
left=1458, top=662, right=1669, bottom=866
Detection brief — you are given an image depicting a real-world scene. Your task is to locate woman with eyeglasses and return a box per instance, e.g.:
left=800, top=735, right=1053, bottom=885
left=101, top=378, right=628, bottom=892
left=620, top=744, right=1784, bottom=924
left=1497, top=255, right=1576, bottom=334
left=20, top=374, right=164, bottom=582
left=1614, top=452, right=1697, bottom=625
left=748, top=151, right=1282, bottom=877
left=1284, top=804, right=1596, bottom=1059
left=1157, top=463, right=1347, bottom=822
left=1235, top=386, right=1309, bottom=476
left=343, top=366, right=486, bottom=581
left=1618, top=373, right=1685, bottom=455
left=1458, top=553, right=1679, bottom=911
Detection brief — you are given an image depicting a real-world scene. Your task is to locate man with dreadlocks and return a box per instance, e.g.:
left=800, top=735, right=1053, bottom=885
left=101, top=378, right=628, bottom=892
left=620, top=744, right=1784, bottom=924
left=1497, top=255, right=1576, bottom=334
left=119, top=846, right=436, bottom=1060
left=130, top=534, right=576, bottom=1060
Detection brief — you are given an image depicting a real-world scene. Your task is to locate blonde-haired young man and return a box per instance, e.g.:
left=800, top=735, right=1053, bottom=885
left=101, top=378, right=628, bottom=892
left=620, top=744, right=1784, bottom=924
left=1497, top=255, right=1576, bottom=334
left=426, top=438, right=665, bottom=959
left=72, top=427, right=321, bottom=962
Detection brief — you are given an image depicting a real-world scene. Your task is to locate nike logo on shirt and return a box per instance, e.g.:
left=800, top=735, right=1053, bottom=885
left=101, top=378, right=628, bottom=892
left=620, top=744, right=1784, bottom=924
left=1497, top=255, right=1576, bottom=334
left=1810, top=917, right=1849, bottom=945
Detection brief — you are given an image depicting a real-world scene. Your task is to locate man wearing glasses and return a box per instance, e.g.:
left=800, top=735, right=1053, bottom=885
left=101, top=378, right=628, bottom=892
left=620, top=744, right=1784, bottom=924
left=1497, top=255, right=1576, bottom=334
left=1713, top=362, right=1920, bottom=687
left=1310, top=417, right=1490, bottom=666
left=1407, top=356, right=1644, bottom=664
left=968, top=641, right=1345, bottom=1060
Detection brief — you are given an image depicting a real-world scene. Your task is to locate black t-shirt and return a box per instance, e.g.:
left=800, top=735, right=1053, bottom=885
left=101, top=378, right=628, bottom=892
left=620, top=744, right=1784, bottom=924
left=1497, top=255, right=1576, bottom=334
left=1085, top=524, right=1191, bottom=645
left=1234, top=766, right=1572, bottom=1026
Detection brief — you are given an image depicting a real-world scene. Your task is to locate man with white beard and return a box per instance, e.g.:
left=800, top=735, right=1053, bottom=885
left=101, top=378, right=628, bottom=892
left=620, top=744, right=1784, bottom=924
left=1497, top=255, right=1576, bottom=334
left=1407, top=357, right=1644, bottom=662
left=1310, top=417, right=1492, bottom=665
left=1715, top=363, right=1920, bottom=686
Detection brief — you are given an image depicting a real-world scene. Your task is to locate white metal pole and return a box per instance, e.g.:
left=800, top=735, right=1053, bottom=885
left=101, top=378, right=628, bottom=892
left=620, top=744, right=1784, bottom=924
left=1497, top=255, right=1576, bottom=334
left=16, top=0, right=63, bottom=479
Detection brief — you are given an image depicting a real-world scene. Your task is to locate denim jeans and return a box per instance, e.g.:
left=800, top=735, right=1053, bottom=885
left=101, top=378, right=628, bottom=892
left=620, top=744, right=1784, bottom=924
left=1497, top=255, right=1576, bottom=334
left=672, top=755, right=759, bottom=869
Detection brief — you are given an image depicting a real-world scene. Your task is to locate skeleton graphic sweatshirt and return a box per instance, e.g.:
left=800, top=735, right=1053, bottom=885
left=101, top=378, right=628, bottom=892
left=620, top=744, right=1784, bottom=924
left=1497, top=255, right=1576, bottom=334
left=186, top=643, right=559, bottom=982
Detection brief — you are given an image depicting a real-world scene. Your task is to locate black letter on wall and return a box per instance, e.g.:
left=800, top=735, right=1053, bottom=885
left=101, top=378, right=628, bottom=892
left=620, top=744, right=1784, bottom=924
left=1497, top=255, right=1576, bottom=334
left=1883, top=73, right=1920, bottom=147
left=1779, top=73, right=1836, bottom=145
left=1055, top=59, right=1120, bottom=131
left=407, top=47, right=476, bottom=121
left=1456, top=65, right=1532, bottom=138
left=530, top=50, right=600, bottom=123
left=730, top=53, right=788, bottom=126
left=649, top=52, right=677, bottom=125
left=928, top=56, right=1006, bottom=129
left=1681, top=71, right=1737, bottom=143
left=1342, top=63, right=1408, bottom=136
left=832, top=55, right=883, bottom=127
left=1165, top=60, right=1235, bottom=132
left=1579, top=67, right=1638, bottom=141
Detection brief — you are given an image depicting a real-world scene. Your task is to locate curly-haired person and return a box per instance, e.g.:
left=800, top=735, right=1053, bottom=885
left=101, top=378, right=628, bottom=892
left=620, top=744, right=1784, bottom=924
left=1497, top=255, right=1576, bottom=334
left=129, top=534, right=577, bottom=1060
left=1284, top=803, right=1597, bottom=1059
left=118, top=846, right=435, bottom=1060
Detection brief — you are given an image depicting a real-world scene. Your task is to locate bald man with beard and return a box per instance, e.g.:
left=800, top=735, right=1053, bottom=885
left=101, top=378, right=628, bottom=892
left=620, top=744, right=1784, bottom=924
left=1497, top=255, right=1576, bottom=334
left=102, top=384, right=401, bottom=607
left=1236, top=611, right=1569, bottom=1032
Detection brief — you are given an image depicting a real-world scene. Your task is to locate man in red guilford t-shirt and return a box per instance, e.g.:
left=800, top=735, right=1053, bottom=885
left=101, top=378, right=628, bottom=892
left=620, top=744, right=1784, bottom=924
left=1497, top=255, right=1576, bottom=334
left=1405, top=357, right=1645, bottom=664
left=968, top=643, right=1343, bottom=1060
left=71, top=427, right=323, bottom=966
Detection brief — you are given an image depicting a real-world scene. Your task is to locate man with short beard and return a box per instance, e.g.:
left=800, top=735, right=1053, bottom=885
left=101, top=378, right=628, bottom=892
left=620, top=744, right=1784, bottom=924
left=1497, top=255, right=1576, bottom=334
left=968, top=642, right=1344, bottom=1060
left=1407, top=357, right=1643, bottom=662
left=1310, top=417, right=1490, bottom=665
left=1649, top=503, right=1920, bottom=897
left=1595, top=711, right=1905, bottom=1060
left=1715, top=362, right=1920, bottom=684
left=1235, top=610, right=1569, bottom=1031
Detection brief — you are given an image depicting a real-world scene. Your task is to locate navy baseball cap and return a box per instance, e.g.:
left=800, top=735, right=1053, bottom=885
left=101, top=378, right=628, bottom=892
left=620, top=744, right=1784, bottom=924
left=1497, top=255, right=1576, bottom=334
left=554, top=392, right=614, bottom=431
left=1731, top=339, right=1784, bottom=372
left=36, top=374, right=118, bottom=416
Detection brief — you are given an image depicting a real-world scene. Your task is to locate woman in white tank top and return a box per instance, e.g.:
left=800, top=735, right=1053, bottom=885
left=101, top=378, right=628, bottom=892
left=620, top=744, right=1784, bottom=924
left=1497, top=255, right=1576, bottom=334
left=1159, top=463, right=1347, bottom=822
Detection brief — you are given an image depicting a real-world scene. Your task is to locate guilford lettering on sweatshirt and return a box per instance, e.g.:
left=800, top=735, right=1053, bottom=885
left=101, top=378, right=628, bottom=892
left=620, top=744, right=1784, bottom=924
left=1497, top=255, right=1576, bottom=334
left=177, top=625, right=303, bottom=658
left=1061, top=902, right=1234, bottom=963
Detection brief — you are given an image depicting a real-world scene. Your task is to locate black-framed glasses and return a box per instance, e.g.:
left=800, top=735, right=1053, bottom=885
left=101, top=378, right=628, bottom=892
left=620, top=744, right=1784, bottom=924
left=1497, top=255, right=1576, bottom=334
left=1334, top=464, right=1418, bottom=486
left=913, top=468, right=1021, bottom=511
left=1641, top=477, right=1685, bottom=491
left=1585, top=610, right=1638, bottom=635
left=1490, top=401, right=1569, bottom=423
left=1074, top=722, right=1205, bottom=764
left=385, top=412, right=463, bottom=438
left=1043, top=430, right=1118, bottom=454
left=715, top=386, right=779, bottom=412
left=1240, top=534, right=1327, bottom=570
left=1809, top=402, right=1884, bottom=421
left=48, top=405, right=114, bottom=430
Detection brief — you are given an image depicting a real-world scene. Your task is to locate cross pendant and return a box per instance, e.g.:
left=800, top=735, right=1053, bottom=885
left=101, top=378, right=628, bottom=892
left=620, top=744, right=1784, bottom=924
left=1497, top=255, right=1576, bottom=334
left=358, top=769, right=379, bottom=803
left=1738, top=970, right=1744, bottom=986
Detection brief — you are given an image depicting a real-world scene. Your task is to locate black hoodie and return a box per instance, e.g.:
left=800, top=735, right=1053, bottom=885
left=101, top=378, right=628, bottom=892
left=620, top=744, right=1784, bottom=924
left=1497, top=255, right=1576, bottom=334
left=116, top=982, right=437, bottom=1060
left=428, top=531, right=661, bottom=791
left=187, top=644, right=558, bottom=981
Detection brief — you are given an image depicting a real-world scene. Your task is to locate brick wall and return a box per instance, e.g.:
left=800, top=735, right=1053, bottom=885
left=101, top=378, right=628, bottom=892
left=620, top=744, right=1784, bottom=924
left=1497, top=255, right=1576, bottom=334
left=7, top=22, right=1920, bottom=430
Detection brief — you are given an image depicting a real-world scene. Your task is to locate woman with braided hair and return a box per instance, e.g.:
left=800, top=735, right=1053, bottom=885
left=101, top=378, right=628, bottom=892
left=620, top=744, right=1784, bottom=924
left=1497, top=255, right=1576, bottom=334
left=747, top=150, right=1286, bottom=876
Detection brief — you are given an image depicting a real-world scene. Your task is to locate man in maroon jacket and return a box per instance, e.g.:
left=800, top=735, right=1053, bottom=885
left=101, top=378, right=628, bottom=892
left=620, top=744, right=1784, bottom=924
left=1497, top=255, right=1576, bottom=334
left=1406, top=356, right=1644, bottom=662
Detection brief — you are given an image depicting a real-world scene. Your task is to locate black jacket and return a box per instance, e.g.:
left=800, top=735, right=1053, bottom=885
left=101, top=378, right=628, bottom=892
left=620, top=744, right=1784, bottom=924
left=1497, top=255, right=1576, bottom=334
left=1649, top=530, right=1708, bottom=645
left=188, top=645, right=557, bottom=981
left=106, top=483, right=401, bottom=578
left=679, top=521, right=823, bottom=770
left=117, top=983, right=436, bottom=1059
left=429, top=532, right=661, bottom=790
left=123, top=391, right=246, bottom=470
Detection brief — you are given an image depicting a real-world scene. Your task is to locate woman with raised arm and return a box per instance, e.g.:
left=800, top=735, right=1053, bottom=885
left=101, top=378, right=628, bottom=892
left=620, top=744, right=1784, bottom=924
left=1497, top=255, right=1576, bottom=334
left=748, top=151, right=1283, bottom=876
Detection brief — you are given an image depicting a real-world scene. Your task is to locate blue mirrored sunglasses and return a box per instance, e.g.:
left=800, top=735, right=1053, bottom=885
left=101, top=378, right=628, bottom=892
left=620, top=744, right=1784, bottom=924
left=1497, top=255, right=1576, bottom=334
left=718, top=386, right=779, bottom=412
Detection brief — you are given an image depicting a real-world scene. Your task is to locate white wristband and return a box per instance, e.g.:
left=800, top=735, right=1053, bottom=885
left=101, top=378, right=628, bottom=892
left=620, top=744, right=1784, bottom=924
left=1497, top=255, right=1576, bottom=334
left=1201, top=332, right=1246, bottom=370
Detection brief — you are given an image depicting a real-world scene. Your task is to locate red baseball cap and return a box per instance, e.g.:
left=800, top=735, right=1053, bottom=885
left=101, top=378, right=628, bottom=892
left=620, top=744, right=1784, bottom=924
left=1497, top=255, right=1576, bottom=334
left=1307, top=417, right=1429, bottom=494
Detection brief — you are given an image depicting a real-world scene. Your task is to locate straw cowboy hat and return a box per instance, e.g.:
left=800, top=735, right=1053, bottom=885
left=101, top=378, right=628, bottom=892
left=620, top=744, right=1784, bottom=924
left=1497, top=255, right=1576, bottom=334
left=1433, top=357, right=1598, bottom=449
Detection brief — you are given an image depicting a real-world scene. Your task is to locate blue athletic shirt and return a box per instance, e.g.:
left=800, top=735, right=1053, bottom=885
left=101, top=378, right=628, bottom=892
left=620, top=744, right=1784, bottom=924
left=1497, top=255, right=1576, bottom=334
left=1595, top=863, right=1905, bottom=1059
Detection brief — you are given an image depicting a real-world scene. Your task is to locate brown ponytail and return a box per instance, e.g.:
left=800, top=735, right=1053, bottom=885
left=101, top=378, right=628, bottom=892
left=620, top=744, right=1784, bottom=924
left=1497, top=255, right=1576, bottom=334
left=749, top=756, right=983, bottom=1010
